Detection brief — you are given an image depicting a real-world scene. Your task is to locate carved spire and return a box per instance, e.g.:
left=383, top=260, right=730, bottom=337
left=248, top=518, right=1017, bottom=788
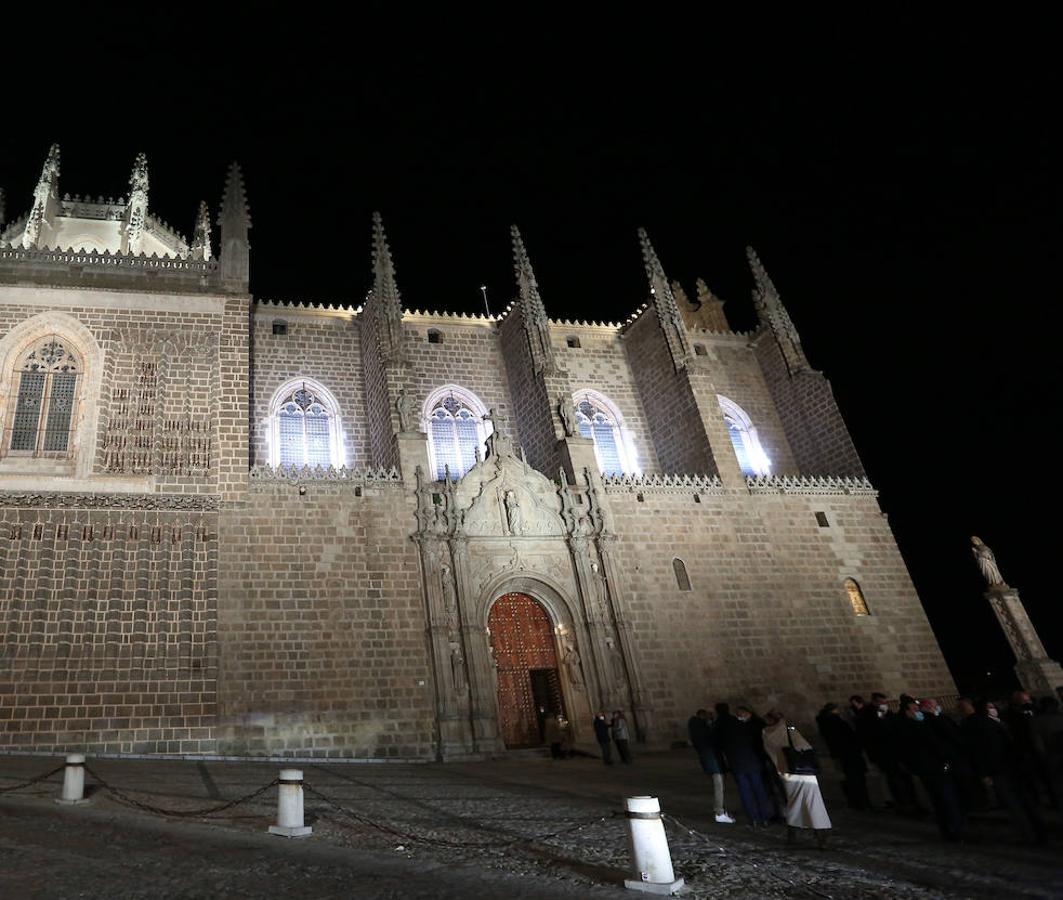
left=23, top=143, right=60, bottom=249
left=0, top=187, right=6, bottom=231
left=747, top=246, right=807, bottom=371
left=638, top=227, right=689, bottom=370
left=510, top=225, right=556, bottom=375
left=371, top=212, right=405, bottom=362
left=218, top=162, right=251, bottom=290
left=189, top=200, right=212, bottom=261
left=122, top=152, right=149, bottom=255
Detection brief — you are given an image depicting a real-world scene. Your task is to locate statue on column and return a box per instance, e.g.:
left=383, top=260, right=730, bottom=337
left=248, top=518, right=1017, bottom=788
left=971, top=536, right=1006, bottom=587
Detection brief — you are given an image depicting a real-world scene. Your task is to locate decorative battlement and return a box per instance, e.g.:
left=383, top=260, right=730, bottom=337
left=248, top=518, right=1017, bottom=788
left=601, top=472, right=726, bottom=494
left=249, top=464, right=403, bottom=484
left=402, top=308, right=497, bottom=325
left=0, top=245, right=215, bottom=273
left=254, top=298, right=362, bottom=318
left=745, top=474, right=876, bottom=496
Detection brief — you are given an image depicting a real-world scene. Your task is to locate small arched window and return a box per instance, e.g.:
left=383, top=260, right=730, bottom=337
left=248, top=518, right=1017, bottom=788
left=845, top=578, right=870, bottom=616
left=573, top=390, right=637, bottom=476
left=424, top=385, right=491, bottom=481
left=673, top=558, right=692, bottom=591
left=693, top=343, right=708, bottom=357
left=427, top=329, right=443, bottom=344
left=6, top=336, right=82, bottom=456
left=269, top=380, right=343, bottom=468
left=717, top=395, right=771, bottom=477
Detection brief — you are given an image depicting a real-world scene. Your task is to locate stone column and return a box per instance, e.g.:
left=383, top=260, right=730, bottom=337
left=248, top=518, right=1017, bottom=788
left=567, top=534, right=611, bottom=710
left=396, top=431, right=431, bottom=482
left=558, top=435, right=598, bottom=487
left=986, top=585, right=1063, bottom=694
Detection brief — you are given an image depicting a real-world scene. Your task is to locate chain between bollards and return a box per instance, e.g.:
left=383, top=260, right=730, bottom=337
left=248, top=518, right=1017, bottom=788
left=0, top=762, right=66, bottom=794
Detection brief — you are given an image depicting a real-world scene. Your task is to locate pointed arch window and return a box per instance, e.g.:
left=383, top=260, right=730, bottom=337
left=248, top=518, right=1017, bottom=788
left=424, top=385, right=491, bottom=481
left=845, top=578, right=870, bottom=616
left=268, top=380, right=344, bottom=468
left=573, top=390, right=637, bottom=476
left=5, top=336, right=81, bottom=456
left=673, top=558, right=692, bottom=591
left=717, top=395, right=771, bottom=477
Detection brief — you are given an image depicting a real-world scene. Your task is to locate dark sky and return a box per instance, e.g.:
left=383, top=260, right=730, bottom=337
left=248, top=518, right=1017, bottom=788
left=3, top=14, right=1059, bottom=695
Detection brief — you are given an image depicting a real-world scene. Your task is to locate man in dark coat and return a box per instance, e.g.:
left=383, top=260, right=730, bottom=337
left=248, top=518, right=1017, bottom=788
left=963, top=699, right=1045, bottom=842
left=817, top=702, right=871, bottom=810
left=856, top=692, right=920, bottom=814
left=717, top=705, right=774, bottom=827
left=689, top=709, right=735, bottom=823
left=593, top=711, right=613, bottom=765
left=896, top=699, right=965, bottom=840
left=1008, top=691, right=1061, bottom=813
left=921, top=698, right=982, bottom=811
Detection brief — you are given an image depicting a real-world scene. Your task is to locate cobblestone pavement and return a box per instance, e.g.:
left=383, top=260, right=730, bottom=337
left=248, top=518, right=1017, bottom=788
left=2, top=750, right=1061, bottom=899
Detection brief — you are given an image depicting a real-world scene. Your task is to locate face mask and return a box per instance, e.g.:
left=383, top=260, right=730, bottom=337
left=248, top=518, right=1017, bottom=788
left=933, top=708, right=941, bottom=717
left=913, top=711, right=925, bottom=722
left=737, top=716, right=750, bottom=723
left=878, top=704, right=889, bottom=714
left=988, top=709, right=999, bottom=720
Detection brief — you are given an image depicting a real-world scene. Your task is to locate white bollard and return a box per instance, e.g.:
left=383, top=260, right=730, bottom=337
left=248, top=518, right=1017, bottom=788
left=268, top=768, right=312, bottom=838
left=622, top=796, right=684, bottom=895
left=55, top=753, right=90, bottom=806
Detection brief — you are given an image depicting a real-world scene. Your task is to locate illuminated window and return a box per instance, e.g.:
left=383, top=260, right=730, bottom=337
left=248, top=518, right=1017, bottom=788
left=717, top=395, right=771, bottom=477
left=268, top=379, right=343, bottom=468
left=845, top=578, right=870, bottom=616
left=5, top=336, right=81, bottom=456
left=673, top=558, right=692, bottom=591
left=573, top=389, right=637, bottom=476
left=424, top=385, right=491, bottom=481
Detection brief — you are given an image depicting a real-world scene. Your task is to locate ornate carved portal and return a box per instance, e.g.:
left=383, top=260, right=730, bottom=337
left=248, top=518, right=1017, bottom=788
left=488, top=592, right=564, bottom=749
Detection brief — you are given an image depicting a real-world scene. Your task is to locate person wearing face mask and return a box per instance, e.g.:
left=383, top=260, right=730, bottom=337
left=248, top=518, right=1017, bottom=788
left=717, top=703, right=774, bottom=827
left=855, top=692, right=919, bottom=815
left=897, top=699, right=965, bottom=840
left=921, top=698, right=980, bottom=812
left=964, top=699, right=1045, bottom=843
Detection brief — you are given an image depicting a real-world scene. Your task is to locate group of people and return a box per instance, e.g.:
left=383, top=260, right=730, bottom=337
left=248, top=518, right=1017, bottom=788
left=543, top=709, right=633, bottom=763
left=688, top=704, right=832, bottom=848
left=815, top=689, right=1063, bottom=843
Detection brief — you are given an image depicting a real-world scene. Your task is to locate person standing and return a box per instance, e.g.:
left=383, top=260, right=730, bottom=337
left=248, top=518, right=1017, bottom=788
left=1008, top=691, right=1060, bottom=813
left=593, top=711, right=613, bottom=766
left=816, top=702, right=871, bottom=810
left=896, top=699, right=965, bottom=841
left=921, top=697, right=981, bottom=812
left=611, top=710, right=633, bottom=764
left=718, top=705, right=774, bottom=827
left=762, top=710, right=832, bottom=849
left=856, top=692, right=919, bottom=814
left=545, top=713, right=565, bottom=760
left=688, top=709, right=735, bottom=824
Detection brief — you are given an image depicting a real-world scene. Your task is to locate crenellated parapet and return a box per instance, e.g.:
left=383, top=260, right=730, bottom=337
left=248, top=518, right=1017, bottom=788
left=601, top=472, right=726, bottom=494
left=249, top=463, right=403, bottom=484
left=745, top=474, right=876, bottom=496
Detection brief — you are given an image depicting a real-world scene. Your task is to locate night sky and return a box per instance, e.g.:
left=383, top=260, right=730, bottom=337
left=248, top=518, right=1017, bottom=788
left=3, top=15, right=1058, bottom=695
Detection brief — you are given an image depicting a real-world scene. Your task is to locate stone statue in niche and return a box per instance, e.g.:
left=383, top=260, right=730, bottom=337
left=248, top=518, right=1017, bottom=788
left=396, top=389, right=417, bottom=433
left=440, top=564, right=458, bottom=633
left=449, top=641, right=467, bottom=693
left=561, top=638, right=585, bottom=690
left=504, top=490, right=523, bottom=536
left=971, top=536, right=1006, bottom=587
left=605, top=636, right=626, bottom=686
left=557, top=394, right=576, bottom=437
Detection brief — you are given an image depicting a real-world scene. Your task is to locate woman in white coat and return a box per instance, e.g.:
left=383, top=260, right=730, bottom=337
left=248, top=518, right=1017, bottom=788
left=762, top=710, right=832, bottom=848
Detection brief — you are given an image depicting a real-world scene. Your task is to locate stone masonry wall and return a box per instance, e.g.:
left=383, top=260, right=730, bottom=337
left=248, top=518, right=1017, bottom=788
left=215, top=481, right=436, bottom=758
left=498, top=311, right=558, bottom=475
left=0, top=499, right=218, bottom=754
left=622, top=310, right=718, bottom=476
left=606, top=486, right=953, bottom=741
left=754, top=332, right=865, bottom=477
left=249, top=308, right=367, bottom=468
left=552, top=324, right=661, bottom=475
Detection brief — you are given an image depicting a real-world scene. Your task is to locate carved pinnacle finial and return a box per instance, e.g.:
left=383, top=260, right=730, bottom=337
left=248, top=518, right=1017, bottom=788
left=190, top=200, right=212, bottom=261
left=637, top=227, right=689, bottom=369
left=219, top=162, right=251, bottom=228
left=638, top=227, right=666, bottom=282
left=746, top=245, right=806, bottom=370
left=371, top=212, right=405, bottom=361
left=129, top=152, right=149, bottom=195
left=510, top=224, right=554, bottom=374
left=42, top=143, right=60, bottom=181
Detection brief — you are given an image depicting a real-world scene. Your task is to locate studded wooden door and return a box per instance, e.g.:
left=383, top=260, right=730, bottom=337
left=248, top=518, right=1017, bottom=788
left=488, top=593, right=564, bottom=748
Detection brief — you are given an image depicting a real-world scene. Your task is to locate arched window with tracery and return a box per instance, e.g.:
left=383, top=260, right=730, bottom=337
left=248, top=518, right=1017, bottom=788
left=845, top=578, right=870, bottom=616
left=269, top=379, right=344, bottom=468
left=424, top=385, right=491, bottom=481
left=573, top=390, right=636, bottom=476
left=717, top=395, right=771, bottom=477
left=5, top=336, right=82, bottom=456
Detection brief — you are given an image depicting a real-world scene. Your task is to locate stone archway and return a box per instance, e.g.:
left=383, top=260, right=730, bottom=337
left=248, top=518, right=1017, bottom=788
left=488, top=592, right=565, bottom=749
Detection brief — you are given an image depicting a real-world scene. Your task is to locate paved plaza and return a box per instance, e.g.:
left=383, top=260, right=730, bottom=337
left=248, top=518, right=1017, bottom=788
left=1, top=749, right=1061, bottom=899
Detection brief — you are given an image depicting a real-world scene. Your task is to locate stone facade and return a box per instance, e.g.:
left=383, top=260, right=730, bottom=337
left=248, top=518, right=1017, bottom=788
left=0, top=149, right=955, bottom=759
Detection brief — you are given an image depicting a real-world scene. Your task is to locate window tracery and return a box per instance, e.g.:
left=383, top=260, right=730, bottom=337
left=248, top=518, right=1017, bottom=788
left=268, top=380, right=343, bottom=468
left=572, top=390, right=635, bottom=476
left=425, top=386, right=490, bottom=480
left=5, top=335, right=82, bottom=456
left=717, top=395, right=771, bottom=477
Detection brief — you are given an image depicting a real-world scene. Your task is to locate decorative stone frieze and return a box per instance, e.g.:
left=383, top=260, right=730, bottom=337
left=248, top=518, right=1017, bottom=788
left=249, top=463, right=402, bottom=484
left=0, top=490, right=219, bottom=510
left=602, top=472, right=726, bottom=494
left=745, top=474, right=876, bottom=496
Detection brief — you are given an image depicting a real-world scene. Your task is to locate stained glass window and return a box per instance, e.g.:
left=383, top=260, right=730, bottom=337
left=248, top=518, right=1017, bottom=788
left=7, top=336, right=81, bottom=456
left=428, top=394, right=487, bottom=480
left=573, top=392, right=633, bottom=476
left=845, top=578, right=870, bottom=616
left=273, top=382, right=339, bottom=468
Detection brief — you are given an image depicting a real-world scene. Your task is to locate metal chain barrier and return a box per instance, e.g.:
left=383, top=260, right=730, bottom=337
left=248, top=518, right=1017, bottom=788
left=0, top=763, right=66, bottom=794
left=83, top=763, right=279, bottom=819
left=661, top=812, right=833, bottom=900
left=304, top=781, right=611, bottom=851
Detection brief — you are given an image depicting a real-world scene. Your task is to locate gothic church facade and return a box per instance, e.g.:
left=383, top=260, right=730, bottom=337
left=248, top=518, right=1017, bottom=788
left=0, top=148, right=954, bottom=758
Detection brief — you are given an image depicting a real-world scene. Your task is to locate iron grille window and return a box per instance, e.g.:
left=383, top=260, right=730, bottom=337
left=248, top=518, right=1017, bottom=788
left=7, top=336, right=81, bottom=456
